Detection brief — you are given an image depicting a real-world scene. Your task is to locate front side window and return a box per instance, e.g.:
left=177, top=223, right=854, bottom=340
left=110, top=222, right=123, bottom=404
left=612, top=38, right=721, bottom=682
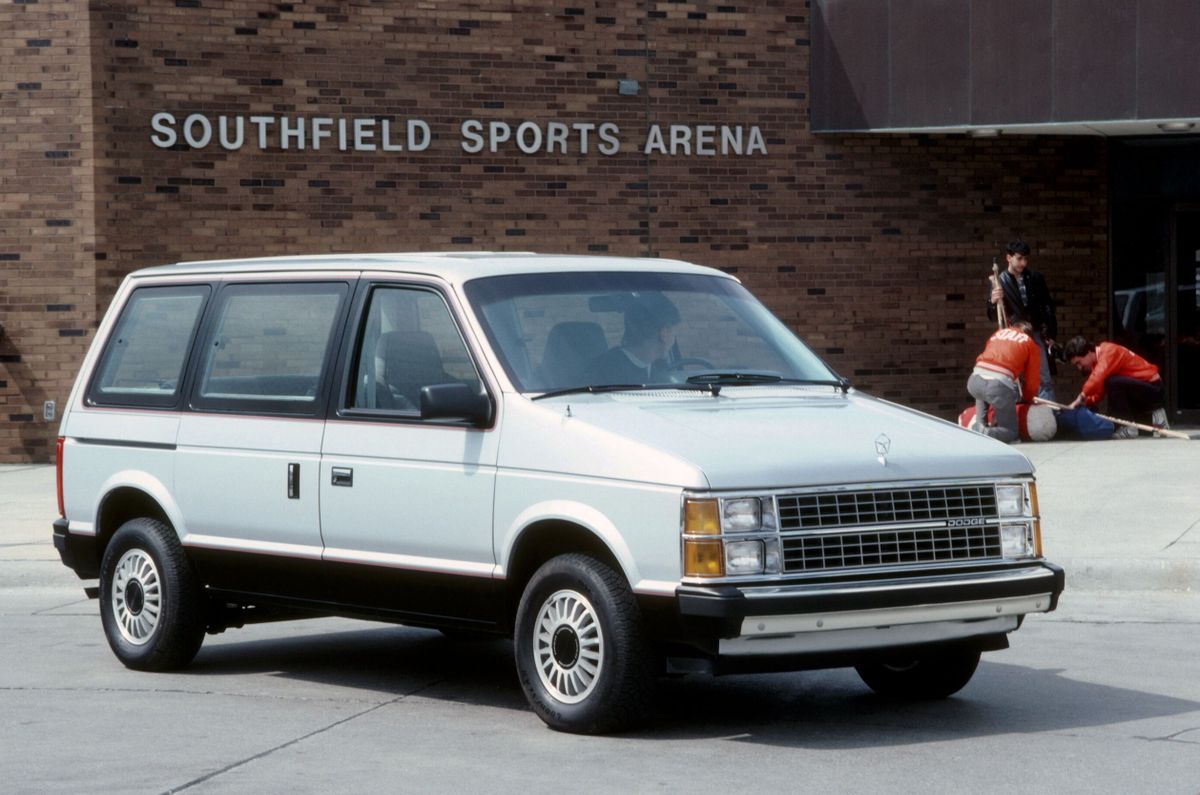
left=348, top=286, right=481, bottom=413
left=194, top=282, right=348, bottom=414
left=90, top=285, right=210, bottom=407
left=464, top=271, right=837, bottom=393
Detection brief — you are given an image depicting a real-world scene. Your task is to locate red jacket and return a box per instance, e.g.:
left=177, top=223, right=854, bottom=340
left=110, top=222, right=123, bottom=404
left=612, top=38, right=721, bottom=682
left=1080, top=342, right=1160, bottom=406
left=975, top=327, right=1041, bottom=404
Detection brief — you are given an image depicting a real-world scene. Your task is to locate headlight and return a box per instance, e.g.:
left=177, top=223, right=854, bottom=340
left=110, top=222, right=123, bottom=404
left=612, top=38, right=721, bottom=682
left=996, top=484, right=1026, bottom=517
left=726, top=540, right=764, bottom=574
left=1000, top=523, right=1035, bottom=558
left=722, top=498, right=762, bottom=532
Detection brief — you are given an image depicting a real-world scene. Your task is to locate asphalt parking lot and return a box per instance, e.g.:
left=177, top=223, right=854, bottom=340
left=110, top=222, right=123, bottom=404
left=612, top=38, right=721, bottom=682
left=3, top=444, right=1200, bottom=793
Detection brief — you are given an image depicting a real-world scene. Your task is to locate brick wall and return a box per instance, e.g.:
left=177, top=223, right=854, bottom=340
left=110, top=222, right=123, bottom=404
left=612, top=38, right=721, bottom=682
left=0, top=0, right=98, bottom=464
left=1, top=1, right=1109, bottom=462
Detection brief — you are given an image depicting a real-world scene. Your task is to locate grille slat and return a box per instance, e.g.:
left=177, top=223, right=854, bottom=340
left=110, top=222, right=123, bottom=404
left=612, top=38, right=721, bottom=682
left=777, top=485, right=1001, bottom=573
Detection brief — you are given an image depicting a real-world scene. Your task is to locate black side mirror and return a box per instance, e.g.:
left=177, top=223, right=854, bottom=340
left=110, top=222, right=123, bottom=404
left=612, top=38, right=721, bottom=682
left=420, top=383, right=493, bottom=427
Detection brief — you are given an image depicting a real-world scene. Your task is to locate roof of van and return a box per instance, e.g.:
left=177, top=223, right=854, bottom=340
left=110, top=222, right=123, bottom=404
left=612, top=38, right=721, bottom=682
left=130, top=252, right=732, bottom=283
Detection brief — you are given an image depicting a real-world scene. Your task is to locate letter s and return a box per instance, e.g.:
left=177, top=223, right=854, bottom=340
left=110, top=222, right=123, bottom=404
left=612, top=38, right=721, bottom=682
left=150, top=112, right=177, bottom=148
left=461, top=119, right=484, bottom=153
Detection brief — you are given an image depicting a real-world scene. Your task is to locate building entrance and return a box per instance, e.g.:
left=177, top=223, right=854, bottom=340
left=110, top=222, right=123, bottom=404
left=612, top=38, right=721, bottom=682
left=1111, top=140, right=1200, bottom=425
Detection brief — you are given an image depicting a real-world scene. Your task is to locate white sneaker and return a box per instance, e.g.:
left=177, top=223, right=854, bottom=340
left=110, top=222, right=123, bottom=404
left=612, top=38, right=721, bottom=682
left=1151, top=408, right=1168, bottom=429
left=968, top=418, right=985, bottom=434
left=1112, top=425, right=1139, bottom=440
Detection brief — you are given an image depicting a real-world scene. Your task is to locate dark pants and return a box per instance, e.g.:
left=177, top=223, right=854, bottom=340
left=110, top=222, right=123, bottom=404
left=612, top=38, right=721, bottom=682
left=1105, top=376, right=1164, bottom=423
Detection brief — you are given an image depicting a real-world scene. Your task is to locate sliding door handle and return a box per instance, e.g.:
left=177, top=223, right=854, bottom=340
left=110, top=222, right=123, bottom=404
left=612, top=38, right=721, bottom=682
left=331, top=467, right=354, bottom=487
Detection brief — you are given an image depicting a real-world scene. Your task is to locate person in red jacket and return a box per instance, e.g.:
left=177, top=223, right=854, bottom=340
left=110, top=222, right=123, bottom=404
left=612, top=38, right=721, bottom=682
left=1063, top=336, right=1167, bottom=437
left=967, top=321, right=1042, bottom=442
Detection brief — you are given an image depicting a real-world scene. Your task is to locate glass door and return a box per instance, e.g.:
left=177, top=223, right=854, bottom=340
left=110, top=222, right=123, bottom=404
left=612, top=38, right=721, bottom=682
left=1172, top=209, right=1200, bottom=423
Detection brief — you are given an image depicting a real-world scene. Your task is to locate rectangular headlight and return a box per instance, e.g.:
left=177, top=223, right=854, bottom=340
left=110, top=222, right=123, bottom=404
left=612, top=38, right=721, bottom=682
left=1000, top=523, right=1034, bottom=558
left=996, top=484, right=1026, bottom=517
left=722, top=498, right=762, bottom=533
left=725, top=540, right=764, bottom=575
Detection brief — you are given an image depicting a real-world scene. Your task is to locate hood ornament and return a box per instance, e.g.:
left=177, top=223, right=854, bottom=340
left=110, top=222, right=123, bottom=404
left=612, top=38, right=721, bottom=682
left=874, top=434, right=891, bottom=467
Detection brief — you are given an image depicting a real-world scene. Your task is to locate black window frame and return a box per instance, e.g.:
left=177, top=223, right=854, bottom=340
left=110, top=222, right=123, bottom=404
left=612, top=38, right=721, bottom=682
left=86, top=283, right=213, bottom=410
left=330, top=279, right=496, bottom=428
left=187, top=279, right=353, bottom=418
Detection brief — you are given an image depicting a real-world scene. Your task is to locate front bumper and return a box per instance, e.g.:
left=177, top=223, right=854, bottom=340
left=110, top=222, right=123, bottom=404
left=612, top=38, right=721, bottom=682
left=674, top=561, right=1064, bottom=660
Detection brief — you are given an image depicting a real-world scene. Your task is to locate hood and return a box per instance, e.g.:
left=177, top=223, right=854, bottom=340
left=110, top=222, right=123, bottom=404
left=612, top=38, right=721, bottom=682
left=525, top=387, right=1032, bottom=490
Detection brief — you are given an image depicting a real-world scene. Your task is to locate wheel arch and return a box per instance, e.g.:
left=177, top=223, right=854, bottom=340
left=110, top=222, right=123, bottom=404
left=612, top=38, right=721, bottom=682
left=94, top=483, right=177, bottom=566
left=503, top=516, right=632, bottom=625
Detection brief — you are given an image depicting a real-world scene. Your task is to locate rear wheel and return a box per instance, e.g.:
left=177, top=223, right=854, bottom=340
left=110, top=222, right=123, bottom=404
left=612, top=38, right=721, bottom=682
left=514, top=554, right=655, bottom=734
left=99, top=517, right=207, bottom=671
left=855, top=648, right=981, bottom=699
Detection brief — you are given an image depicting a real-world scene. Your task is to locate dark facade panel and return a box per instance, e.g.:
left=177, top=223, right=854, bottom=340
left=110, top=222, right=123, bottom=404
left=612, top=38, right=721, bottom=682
left=970, top=0, right=1052, bottom=125
left=812, top=0, right=1200, bottom=131
left=1053, top=0, right=1136, bottom=121
left=889, top=0, right=970, bottom=127
left=1138, top=0, right=1200, bottom=119
left=811, top=0, right=890, bottom=130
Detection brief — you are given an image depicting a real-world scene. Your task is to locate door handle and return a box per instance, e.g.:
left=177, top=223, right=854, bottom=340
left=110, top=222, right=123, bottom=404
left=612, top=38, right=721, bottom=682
left=331, top=467, right=354, bottom=487
left=287, top=463, right=300, bottom=499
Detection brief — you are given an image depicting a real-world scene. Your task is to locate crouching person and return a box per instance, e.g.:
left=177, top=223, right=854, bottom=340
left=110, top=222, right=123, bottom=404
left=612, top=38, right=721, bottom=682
left=967, top=321, right=1041, bottom=442
left=1063, top=336, right=1166, bottom=438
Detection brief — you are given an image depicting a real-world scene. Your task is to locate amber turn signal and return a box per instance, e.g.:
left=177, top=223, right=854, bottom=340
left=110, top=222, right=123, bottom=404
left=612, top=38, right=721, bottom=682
left=684, top=498, right=721, bottom=535
left=684, top=539, right=725, bottom=577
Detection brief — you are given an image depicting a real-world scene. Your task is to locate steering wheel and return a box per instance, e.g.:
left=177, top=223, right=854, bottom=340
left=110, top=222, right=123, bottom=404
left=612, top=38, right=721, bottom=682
left=658, top=357, right=716, bottom=381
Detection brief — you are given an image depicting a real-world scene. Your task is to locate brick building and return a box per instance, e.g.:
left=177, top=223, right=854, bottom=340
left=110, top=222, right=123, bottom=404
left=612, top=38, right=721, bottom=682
left=2, top=1, right=1198, bottom=462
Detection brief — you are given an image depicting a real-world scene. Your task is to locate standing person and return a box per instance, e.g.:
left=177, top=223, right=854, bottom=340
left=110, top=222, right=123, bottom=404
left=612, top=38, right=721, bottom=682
left=987, top=240, right=1058, bottom=400
left=1063, top=336, right=1168, bottom=438
left=967, top=321, right=1042, bottom=443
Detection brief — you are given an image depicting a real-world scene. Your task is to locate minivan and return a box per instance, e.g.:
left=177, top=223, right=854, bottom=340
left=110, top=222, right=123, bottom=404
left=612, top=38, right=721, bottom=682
left=53, top=252, right=1063, bottom=733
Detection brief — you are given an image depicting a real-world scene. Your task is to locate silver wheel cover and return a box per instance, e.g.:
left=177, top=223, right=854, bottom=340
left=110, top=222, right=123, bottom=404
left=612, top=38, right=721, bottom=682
left=111, top=548, right=162, bottom=646
left=533, top=589, right=604, bottom=705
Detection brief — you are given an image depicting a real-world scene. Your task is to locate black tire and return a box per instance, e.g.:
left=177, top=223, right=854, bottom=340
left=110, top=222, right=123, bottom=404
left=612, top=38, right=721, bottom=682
left=855, top=647, right=982, bottom=699
left=99, top=517, right=207, bottom=671
left=514, top=553, right=655, bottom=734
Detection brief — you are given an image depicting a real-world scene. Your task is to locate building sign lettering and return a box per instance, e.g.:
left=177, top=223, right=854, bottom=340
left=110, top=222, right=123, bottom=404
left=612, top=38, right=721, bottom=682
left=149, top=113, right=768, bottom=157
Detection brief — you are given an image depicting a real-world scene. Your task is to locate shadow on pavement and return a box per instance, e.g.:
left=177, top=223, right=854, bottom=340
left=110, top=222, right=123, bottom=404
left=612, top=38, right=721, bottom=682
left=183, top=623, right=1200, bottom=744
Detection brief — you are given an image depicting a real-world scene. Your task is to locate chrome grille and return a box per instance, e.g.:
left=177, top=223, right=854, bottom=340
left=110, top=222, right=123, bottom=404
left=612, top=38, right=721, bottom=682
left=778, top=485, right=997, bottom=531
left=781, top=525, right=1001, bottom=572
left=777, top=485, right=1001, bottom=573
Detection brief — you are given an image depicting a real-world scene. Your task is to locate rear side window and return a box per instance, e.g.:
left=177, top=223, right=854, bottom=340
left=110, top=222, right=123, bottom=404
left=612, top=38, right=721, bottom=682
left=90, top=285, right=210, bottom=407
left=192, top=281, right=349, bottom=415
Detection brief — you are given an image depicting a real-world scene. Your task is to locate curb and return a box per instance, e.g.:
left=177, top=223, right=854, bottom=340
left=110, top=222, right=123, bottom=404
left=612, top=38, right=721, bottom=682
left=1054, top=556, right=1200, bottom=594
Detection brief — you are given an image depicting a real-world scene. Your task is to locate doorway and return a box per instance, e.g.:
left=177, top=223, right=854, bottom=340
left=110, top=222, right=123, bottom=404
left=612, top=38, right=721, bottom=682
left=1110, top=139, right=1200, bottom=425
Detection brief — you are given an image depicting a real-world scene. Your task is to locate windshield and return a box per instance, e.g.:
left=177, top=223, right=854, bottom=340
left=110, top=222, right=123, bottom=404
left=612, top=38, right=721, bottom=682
left=463, top=271, right=839, bottom=394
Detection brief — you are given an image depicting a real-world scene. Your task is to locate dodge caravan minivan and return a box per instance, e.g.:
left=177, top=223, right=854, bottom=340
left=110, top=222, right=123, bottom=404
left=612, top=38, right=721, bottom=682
left=53, top=252, right=1063, bottom=733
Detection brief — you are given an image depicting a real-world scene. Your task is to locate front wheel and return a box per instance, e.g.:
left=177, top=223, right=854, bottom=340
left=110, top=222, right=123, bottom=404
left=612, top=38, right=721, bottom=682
left=514, top=554, right=655, bottom=734
left=99, top=517, right=207, bottom=671
left=855, top=648, right=981, bottom=699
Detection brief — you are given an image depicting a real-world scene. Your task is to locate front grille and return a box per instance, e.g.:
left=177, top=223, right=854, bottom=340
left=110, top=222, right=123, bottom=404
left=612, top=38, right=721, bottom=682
left=781, top=525, right=1001, bottom=572
left=776, top=484, right=1001, bottom=573
left=778, top=485, right=997, bottom=531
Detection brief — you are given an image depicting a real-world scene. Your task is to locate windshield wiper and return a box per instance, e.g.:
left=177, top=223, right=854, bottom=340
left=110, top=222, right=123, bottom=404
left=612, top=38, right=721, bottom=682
left=531, top=384, right=648, bottom=401
left=685, top=372, right=851, bottom=393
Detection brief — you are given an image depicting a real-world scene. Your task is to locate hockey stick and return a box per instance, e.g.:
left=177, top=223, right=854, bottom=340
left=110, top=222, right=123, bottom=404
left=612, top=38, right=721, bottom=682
left=1032, top=397, right=1191, bottom=440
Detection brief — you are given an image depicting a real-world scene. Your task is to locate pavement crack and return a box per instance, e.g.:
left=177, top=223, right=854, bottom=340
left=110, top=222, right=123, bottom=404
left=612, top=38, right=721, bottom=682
left=32, top=598, right=93, bottom=615
left=161, top=678, right=444, bottom=794
left=1162, top=515, right=1200, bottom=551
left=1135, top=726, right=1200, bottom=745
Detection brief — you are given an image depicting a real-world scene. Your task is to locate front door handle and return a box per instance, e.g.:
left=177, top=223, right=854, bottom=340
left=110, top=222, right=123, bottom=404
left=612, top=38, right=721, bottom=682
left=331, top=467, right=354, bottom=487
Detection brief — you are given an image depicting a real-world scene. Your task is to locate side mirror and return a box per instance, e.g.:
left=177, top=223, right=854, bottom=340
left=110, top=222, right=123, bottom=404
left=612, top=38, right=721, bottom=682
left=420, top=383, right=493, bottom=427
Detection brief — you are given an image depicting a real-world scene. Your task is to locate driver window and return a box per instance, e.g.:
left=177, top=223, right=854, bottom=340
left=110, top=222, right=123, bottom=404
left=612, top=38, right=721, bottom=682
left=350, top=287, right=481, bottom=412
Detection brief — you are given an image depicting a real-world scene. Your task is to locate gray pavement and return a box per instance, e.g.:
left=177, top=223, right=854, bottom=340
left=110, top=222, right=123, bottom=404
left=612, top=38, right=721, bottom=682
left=3, top=434, right=1199, bottom=595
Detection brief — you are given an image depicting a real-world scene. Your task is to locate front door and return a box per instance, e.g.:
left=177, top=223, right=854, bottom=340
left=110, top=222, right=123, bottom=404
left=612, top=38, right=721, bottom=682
left=319, top=280, right=501, bottom=627
left=1171, top=208, right=1200, bottom=424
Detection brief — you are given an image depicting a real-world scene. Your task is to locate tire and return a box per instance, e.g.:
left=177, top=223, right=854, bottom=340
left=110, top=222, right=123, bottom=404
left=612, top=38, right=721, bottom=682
left=514, top=553, right=655, bottom=734
left=99, top=517, right=207, bottom=671
left=855, top=647, right=982, bottom=699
